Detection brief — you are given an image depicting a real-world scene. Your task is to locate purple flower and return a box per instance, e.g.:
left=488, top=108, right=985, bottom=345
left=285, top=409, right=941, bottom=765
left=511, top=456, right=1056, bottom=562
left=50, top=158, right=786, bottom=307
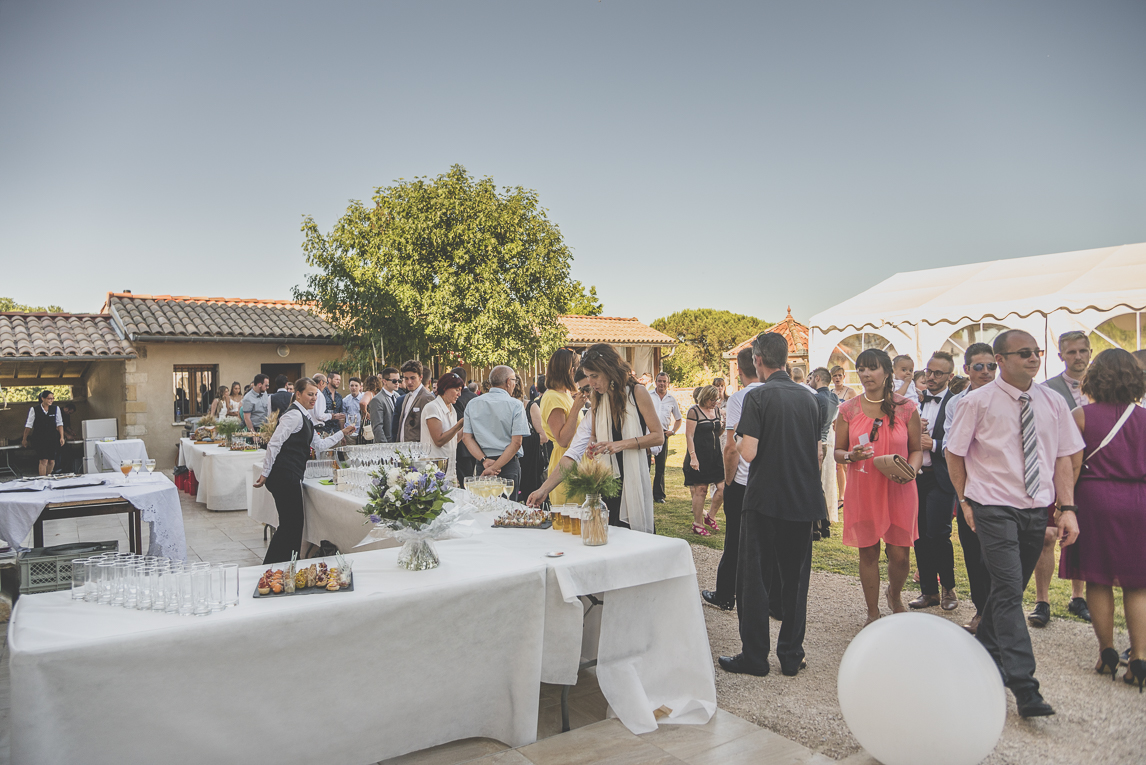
left=369, top=514, right=381, bottom=524
left=372, top=477, right=382, bottom=487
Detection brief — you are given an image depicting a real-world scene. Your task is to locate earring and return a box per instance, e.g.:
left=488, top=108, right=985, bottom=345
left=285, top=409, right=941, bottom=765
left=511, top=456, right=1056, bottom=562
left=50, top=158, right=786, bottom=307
left=610, top=381, right=616, bottom=389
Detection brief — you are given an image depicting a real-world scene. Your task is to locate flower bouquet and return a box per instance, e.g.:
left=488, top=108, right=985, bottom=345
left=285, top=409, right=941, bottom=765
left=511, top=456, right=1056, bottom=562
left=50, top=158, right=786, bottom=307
left=214, top=416, right=243, bottom=446
left=560, top=456, right=621, bottom=546
left=358, top=454, right=468, bottom=570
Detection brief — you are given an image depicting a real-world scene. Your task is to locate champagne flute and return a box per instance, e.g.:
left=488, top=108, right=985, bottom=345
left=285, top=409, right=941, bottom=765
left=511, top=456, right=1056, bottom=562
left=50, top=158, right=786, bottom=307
left=144, top=459, right=156, bottom=475
left=502, top=477, right=515, bottom=503
left=120, top=460, right=133, bottom=482
left=855, top=434, right=871, bottom=474
left=131, top=459, right=143, bottom=476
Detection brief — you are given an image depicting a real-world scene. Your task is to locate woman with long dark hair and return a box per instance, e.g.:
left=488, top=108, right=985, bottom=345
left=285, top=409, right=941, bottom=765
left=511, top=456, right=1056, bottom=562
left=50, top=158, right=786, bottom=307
left=577, top=344, right=663, bottom=530
left=834, top=349, right=923, bottom=624
left=254, top=378, right=354, bottom=564
left=540, top=348, right=587, bottom=505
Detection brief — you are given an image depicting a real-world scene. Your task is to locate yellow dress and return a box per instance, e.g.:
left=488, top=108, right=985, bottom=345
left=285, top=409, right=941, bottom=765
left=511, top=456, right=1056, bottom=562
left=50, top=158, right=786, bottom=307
left=541, top=389, right=584, bottom=506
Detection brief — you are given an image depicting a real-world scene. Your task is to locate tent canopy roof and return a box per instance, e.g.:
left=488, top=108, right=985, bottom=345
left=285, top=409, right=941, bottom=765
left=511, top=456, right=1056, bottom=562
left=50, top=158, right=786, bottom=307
left=809, top=242, right=1146, bottom=334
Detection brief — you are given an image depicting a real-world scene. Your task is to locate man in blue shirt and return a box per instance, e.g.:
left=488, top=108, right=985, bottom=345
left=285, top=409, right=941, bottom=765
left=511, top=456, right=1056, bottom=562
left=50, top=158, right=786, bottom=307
left=461, top=365, right=530, bottom=495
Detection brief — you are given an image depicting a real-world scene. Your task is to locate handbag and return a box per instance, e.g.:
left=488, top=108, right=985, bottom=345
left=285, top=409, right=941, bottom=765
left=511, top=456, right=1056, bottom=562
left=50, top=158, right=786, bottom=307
left=873, top=454, right=917, bottom=483
left=362, top=423, right=374, bottom=441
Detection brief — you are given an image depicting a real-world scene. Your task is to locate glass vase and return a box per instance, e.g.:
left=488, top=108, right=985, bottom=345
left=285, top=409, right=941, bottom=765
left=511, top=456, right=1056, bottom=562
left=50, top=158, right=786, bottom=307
left=397, top=538, right=440, bottom=571
left=581, top=494, right=609, bottom=546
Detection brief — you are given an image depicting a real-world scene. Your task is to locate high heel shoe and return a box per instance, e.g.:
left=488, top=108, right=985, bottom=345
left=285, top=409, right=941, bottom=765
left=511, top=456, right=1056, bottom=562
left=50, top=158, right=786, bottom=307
left=1096, top=647, right=1120, bottom=679
left=1124, top=659, right=1146, bottom=693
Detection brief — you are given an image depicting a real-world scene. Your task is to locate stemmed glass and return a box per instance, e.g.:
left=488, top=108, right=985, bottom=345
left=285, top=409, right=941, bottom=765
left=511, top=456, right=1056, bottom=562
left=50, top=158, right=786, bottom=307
left=120, top=460, right=133, bottom=482
left=131, top=459, right=143, bottom=477
left=144, top=459, right=156, bottom=476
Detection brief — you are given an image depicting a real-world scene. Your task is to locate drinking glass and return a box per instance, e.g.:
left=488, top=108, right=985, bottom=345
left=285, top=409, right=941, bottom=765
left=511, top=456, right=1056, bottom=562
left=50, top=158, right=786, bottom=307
left=164, top=569, right=182, bottom=614
left=191, top=567, right=211, bottom=616
left=207, top=564, right=226, bottom=613
left=501, top=478, right=515, bottom=502
left=120, top=460, right=133, bottom=481
left=70, top=559, right=89, bottom=600
left=561, top=507, right=573, bottom=533
left=144, top=459, right=156, bottom=475
left=177, top=571, right=195, bottom=616
left=111, top=561, right=129, bottom=606
left=855, top=434, right=871, bottom=474
left=97, top=561, right=116, bottom=604
left=221, top=563, right=240, bottom=608
left=136, top=566, right=154, bottom=611
left=131, top=459, right=143, bottom=476
left=151, top=568, right=168, bottom=612
left=122, top=563, right=141, bottom=609
left=85, top=557, right=106, bottom=602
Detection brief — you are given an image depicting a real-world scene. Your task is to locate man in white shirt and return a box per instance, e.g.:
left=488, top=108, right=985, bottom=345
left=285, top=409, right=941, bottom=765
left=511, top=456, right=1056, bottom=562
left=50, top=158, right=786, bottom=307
left=650, top=372, right=682, bottom=503
left=310, top=373, right=344, bottom=433
left=702, top=347, right=761, bottom=611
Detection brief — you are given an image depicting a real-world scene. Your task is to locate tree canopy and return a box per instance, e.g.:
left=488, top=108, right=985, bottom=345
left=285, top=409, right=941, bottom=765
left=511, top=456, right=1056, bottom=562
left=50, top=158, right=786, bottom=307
left=651, top=309, right=774, bottom=384
left=567, top=281, right=603, bottom=316
left=295, top=165, right=598, bottom=371
left=0, top=297, right=64, bottom=312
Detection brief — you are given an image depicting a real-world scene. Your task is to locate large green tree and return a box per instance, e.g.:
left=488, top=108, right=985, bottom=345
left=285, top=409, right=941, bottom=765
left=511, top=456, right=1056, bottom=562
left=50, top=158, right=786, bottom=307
left=652, top=309, right=774, bottom=384
left=567, top=281, right=603, bottom=316
left=295, top=165, right=595, bottom=371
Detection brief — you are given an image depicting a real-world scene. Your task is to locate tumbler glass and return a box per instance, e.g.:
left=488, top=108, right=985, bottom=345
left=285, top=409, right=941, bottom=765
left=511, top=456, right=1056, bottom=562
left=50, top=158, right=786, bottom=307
left=70, top=559, right=89, bottom=600
left=164, top=569, right=182, bottom=614
left=177, top=571, right=195, bottom=616
left=136, top=565, right=153, bottom=611
left=191, top=567, right=211, bottom=616
left=207, top=564, right=226, bottom=613
left=97, top=561, right=116, bottom=605
left=221, top=563, right=240, bottom=608
left=84, top=557, right=105, bottom=603
left=123, top=563, right=140, bottom=609
left=151, top=568, right=168, bottom=612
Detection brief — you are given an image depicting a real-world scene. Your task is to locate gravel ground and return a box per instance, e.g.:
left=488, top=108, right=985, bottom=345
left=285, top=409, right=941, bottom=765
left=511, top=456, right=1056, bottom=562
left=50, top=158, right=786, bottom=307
left=691, top=544, right=1142, bottom=765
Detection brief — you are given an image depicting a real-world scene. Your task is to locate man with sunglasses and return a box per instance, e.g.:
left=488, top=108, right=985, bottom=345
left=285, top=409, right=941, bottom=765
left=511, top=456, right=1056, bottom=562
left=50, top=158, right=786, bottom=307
left=908, top=351, right=960, bottom=611
left=941, top=343, right=997, bottom=633
left=945, top=330, right=1084, bottom=718
left=366, top=366, right=400, bottom=443
left=1030, top=331, right=1093, bottom=627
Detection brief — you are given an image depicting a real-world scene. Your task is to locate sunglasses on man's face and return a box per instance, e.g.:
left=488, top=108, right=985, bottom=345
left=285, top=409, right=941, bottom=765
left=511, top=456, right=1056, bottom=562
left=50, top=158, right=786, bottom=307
left=386, top=378, right=400, bottom=384
left=969, top=362, right=998, bottom=372
left=999, top=348, right=1044, bottom=359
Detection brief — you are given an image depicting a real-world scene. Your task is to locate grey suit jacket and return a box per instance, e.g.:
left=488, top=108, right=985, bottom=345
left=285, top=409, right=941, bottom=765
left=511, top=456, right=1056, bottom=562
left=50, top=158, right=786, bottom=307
left=1042, top=373, right=1079, bottom=411
left=397, top=387, right=436, bottom=442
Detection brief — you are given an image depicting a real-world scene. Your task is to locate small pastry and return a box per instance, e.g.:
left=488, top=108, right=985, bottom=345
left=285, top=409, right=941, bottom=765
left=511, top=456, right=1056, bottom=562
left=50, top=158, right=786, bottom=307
left=295, top=571, right=307, bottom=590
left=271, top=583, right=283, bottom=594
left=257, top=584, right=271, bottom=595
left=326, top=579, right=341, bottom=591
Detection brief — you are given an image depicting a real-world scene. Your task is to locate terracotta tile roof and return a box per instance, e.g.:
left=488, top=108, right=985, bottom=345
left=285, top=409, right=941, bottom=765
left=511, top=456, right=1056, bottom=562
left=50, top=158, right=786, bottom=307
left=104, top=293, right=336, bottom=340
left=722, top=307, right=809, bottom=358
left=0, top=314, right=135, bottom=359
left=558, top=315, right=675, bottom=346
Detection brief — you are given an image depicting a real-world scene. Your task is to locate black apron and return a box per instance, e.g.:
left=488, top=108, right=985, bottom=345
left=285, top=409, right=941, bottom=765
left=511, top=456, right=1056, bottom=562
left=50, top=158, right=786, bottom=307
left=31, top=404, right=60, bottom=461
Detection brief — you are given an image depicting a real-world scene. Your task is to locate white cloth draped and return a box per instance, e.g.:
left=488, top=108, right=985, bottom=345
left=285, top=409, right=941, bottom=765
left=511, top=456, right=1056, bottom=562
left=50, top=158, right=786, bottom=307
left=593, top=389, right=655, bottom=533
left=92, top=439, right=149, bottom=472
left=178, top=439, right=265, bottom=511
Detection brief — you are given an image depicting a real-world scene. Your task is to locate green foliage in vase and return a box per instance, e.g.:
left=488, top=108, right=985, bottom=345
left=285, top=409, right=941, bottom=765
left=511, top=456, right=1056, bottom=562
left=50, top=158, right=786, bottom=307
left=561, top=456, right=622, bottom=499
left=294, top=164, right=586, bottom=371
left=214, top=417, right=242, bottom=438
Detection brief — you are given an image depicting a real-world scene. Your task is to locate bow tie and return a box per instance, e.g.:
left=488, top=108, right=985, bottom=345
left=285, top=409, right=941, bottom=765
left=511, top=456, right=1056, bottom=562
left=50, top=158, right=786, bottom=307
left=922, top=394, right=942, bottom=404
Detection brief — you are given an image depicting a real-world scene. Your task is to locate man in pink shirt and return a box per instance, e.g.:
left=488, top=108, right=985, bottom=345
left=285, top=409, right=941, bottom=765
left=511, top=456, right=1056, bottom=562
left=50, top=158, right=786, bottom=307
left=945, top=330, right=1084, bottom=718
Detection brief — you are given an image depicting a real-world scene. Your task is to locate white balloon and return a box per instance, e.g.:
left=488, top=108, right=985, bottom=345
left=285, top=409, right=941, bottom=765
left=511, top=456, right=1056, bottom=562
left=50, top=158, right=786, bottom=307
left=837, top=613, right=1006, bottom=765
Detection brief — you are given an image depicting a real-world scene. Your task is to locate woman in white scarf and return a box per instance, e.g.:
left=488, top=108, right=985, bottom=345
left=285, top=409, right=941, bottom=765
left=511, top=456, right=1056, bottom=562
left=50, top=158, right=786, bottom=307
left=580, top=344, right=664, bottom=532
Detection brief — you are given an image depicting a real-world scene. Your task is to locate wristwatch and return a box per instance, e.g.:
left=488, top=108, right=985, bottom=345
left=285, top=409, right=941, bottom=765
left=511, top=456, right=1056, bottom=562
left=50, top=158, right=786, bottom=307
left=1057, top=504, right=1078, bottom=513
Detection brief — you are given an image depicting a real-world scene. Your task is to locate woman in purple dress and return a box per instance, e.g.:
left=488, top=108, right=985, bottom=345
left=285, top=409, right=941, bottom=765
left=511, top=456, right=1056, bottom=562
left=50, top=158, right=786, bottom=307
left=1059, top=348, right=1146, bottom=691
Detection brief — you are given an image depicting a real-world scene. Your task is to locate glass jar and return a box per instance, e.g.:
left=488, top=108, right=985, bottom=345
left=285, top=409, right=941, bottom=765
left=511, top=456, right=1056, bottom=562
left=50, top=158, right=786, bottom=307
left=581, top=494, right=608, bottom=546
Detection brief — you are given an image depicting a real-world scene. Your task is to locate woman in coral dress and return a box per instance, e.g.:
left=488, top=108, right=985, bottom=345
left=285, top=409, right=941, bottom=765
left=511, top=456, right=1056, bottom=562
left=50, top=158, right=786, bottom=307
left=834, top=349, right=923, bottom=624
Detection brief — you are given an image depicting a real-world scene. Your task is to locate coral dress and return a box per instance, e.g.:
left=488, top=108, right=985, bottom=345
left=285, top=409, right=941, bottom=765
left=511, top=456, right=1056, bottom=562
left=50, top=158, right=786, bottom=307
left=838, top=396, right=919, bottom=548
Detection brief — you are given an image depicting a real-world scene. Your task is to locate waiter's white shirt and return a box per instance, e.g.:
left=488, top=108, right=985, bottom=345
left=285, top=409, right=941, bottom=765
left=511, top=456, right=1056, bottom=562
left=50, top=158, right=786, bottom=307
left=312, top=388, right=333, bottom=424
left=262, top=402, right=345, bottom=477
left=25, top=404, right=64, bottom=428
left=918, top=387, right=949, bottom=467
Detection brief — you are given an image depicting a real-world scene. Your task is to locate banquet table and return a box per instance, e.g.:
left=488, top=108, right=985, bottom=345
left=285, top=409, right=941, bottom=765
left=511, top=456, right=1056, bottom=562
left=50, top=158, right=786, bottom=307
left=177, top=438, right=265, bottom=511
left=92, top=438, right=149, bottom=472
left=297, top=482, right=716, bottom=733
left=0, top=473, right=186, bottom=559
left=9, top=543, right=548, bottom=765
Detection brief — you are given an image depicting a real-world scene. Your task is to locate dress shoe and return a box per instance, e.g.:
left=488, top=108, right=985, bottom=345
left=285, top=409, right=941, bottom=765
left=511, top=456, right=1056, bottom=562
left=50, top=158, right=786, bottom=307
left=781, top=658, right=808, bottom=677
left=941, top=588, right=959, bottom=611
left=718, top=654, right=769, bottom=676
left=654, top=498, right=666, bottom=504
left=963, top=612, right=982, bottom=635
left=908, top=593, right=941, bottom=609
left=1014, top=691, right=1055, bottom=718
left=701, top=590, right=733, bottom=611
left=1068, top=596, right=1092, bottom=622
left=1028, top=601, right=1051, bottom=628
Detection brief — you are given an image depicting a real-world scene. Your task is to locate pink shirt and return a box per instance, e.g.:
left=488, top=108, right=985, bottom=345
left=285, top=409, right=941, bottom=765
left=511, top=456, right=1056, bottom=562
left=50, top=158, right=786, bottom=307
left=945, top=375, right=1084, bottom=509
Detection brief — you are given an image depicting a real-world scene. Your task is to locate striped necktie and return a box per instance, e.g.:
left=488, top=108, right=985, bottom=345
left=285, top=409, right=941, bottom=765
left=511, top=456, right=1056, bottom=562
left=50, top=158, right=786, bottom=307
left=1019, top=392, right=1040, bottom=498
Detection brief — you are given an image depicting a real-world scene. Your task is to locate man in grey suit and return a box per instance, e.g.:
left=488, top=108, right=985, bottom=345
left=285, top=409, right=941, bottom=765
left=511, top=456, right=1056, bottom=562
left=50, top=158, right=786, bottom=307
left=396, top=360, right=435, bottom=443
left=1030, top=330, right=1091, bottom=627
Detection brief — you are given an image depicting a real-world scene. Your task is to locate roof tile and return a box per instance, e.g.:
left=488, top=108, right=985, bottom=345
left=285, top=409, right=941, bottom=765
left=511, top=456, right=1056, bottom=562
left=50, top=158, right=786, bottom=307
left=557, top=316, right=674, bottom=346
left=0, top=314, right=136, bottom=359
left=105, top=293, right=336, bottom=340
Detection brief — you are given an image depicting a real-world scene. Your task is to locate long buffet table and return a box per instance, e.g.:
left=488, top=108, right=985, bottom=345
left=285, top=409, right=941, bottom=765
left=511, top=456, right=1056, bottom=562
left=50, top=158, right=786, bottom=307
left=178, top=438, right=265, bottom=511
left=9, top=488, right=717, bottom=764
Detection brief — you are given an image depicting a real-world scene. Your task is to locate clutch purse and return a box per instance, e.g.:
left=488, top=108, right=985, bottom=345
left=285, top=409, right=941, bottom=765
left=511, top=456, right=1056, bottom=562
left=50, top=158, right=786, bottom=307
left=873, top=454, right=917, bottom=483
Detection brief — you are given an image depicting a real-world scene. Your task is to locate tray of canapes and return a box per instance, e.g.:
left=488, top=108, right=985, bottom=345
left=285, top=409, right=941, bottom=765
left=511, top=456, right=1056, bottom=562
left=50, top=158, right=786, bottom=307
left=254, top=558, right=353, bottom=597
left=492, top=508, right=552, bottom=529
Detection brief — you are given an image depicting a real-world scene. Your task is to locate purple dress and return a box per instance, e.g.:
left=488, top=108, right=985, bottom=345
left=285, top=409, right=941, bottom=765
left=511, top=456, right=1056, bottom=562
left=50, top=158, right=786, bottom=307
left=1059, top=402, right=1146, bottom=588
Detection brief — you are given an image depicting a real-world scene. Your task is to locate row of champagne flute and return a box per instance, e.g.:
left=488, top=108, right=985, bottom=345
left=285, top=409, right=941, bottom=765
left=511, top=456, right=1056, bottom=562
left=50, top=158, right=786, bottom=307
left=71, top=553, right=239, bottom=615
left=118, top=459, right=156, bottom=481
left=463, top=476, right=515, bottom=507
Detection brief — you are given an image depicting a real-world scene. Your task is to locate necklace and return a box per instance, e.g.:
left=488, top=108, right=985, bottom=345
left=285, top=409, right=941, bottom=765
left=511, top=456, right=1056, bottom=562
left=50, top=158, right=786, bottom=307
left=863, top=393, right=884, bottom=403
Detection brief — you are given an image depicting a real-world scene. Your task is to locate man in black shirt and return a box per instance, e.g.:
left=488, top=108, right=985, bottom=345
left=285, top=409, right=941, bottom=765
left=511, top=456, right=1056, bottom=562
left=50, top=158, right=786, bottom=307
left=721, top=332, right=827, bottom=677
left=269, top=375, right=292, bottom=417
left=450, top=367, right=478, bottom=482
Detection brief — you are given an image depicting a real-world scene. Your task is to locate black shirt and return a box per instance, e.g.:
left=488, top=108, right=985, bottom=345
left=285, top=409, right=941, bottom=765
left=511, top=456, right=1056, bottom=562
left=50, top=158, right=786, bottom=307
left=736, top=371, right=828, bottom=522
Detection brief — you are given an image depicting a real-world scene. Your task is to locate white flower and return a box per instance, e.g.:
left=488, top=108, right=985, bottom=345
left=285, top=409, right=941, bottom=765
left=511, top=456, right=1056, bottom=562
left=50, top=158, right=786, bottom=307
left=386, top=468, right=403, bottom=485
left=388, top=486, right=402, bottom=499
left=405, top=471, right=420, bottom=484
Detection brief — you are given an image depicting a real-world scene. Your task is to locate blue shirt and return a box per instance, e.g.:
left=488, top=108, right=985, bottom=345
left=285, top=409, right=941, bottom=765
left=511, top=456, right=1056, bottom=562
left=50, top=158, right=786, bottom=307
left=462, top=387, right=530, bottom=458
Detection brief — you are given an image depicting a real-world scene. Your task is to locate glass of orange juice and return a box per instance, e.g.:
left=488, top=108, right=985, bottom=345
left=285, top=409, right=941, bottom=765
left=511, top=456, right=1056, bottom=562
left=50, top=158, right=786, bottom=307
left=120, top=460, right=133, bottom=481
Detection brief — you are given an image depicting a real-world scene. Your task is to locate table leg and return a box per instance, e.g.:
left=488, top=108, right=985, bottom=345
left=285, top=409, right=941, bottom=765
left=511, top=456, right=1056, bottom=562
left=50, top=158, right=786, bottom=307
left=132, top=509, right=143, bottom=554
left=33, top=519, right=44, bottom=549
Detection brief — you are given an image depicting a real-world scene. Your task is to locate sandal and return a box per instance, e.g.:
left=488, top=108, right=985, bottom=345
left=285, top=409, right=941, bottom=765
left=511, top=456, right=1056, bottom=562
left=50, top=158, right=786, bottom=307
left=704, top=515, right=719, bottom=532
left=691, top=523, right=711, bottom=537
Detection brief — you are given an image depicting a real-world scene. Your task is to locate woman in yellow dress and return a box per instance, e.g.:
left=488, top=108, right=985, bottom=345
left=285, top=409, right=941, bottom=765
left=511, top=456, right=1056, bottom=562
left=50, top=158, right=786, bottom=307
left=540, top=348, right=587, bottom=505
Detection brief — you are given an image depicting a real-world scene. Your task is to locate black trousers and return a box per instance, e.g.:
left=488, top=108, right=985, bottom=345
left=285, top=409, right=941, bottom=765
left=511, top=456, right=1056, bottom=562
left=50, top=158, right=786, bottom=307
left=956, top=502, right=991, bottom=612
left=914, top=469, right=956, bottom=595
left=264, top=475, right=304, bottom=565
left=652, top=441, right=668, bottom=501
left=736, top=512, right=814, bottom=671
left=713, top=481, right=745, bottom=605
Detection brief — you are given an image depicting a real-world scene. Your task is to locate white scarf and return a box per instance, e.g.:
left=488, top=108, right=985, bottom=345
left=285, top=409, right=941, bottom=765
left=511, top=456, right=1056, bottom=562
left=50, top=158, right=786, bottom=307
left=593, top=388, right=655, bottom=533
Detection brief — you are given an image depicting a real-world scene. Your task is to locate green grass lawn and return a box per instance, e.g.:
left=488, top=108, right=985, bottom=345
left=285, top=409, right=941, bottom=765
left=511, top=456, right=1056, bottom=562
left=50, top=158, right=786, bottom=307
left=652, top=433, right=1124, bottom=629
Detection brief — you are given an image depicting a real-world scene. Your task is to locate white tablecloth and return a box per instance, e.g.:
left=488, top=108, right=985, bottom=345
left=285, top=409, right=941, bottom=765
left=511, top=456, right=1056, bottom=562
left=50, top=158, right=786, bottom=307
left=0, top=474, right=186, bottom=560
left=178, top=438, right=265, bottom=511
left=9, top=543, right=548, bottom=765
left=92, top=438, right=149, bottom=472
left=298, top=482, right=715, bottom=734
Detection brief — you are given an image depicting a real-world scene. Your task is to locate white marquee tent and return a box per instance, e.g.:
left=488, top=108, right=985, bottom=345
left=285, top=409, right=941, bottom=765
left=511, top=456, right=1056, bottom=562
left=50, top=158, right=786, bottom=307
left=808, top=242, right=1146, bottom=383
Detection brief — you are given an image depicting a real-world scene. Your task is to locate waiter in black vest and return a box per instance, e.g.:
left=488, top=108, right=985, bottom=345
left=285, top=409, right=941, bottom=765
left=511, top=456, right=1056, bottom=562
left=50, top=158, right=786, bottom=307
left=908, top=351, right=960, bottom=611
left=22, top=390, right=65, bottom=476
left=254, top=378, right=353, bottom=564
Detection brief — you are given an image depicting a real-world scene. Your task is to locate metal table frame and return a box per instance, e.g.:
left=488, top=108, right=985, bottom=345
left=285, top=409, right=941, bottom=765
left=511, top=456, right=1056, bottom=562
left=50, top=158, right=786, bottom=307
left=0, top=445, right=21, bottom=479
left=34, top=498, right=143, bottom=554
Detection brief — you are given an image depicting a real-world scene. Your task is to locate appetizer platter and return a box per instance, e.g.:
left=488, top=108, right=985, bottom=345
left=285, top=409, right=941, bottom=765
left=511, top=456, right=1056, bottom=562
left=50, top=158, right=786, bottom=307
left=254, top=552, right=354, bottom=598
left=492, top=508, right=552, bottom=529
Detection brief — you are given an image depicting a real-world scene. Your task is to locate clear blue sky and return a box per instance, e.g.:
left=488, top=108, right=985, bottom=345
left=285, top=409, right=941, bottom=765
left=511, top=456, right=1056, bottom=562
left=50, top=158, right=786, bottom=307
left=2, top=1, right=1143, bottom=326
